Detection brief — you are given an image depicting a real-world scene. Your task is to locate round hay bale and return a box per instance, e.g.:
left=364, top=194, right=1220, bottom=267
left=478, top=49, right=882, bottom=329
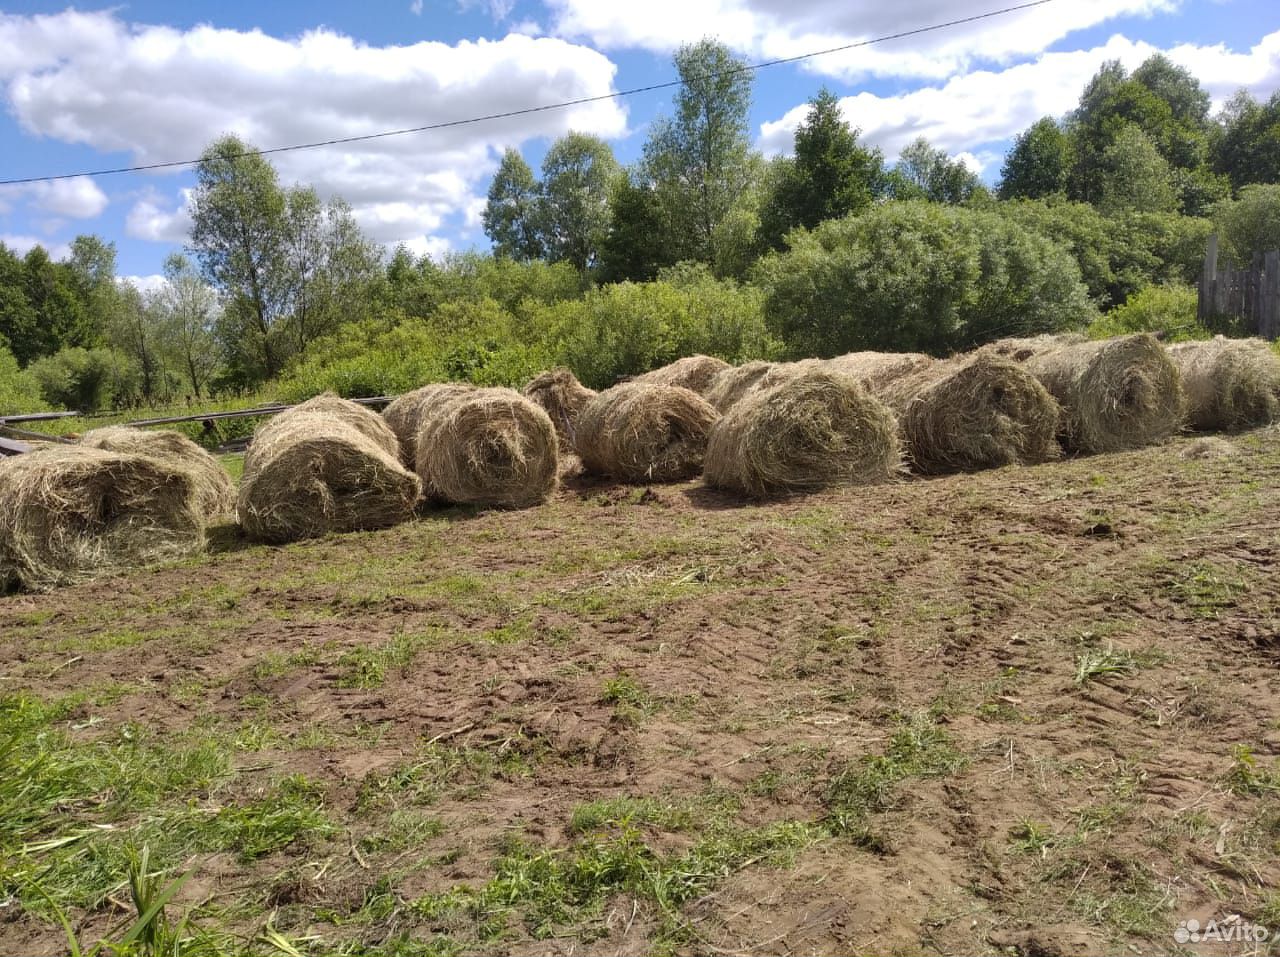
left=824, top=351, right=936, bottom=390
left=415, top=388, right=558, bottom=509
left=1166, top=338, right=1280, bottom=432
left=636, top=355, right=732, bottom=396
left=80, top=426, right=235, bottom=520
left=239, top=400, right=421, bottom=544
left=877, top=354, right=1060, bottom=474
left=704, top=368, right=900, bottom=497
left=0, top=445, right=206, bottom=591
left=522, top=368, right=596, bottom=450
left=704, top=361, right=803, bottom=413
left=287, top=392, right=401, bottom=459
left=575, top=382, right=721, bottom=483
left=992, top=334, right=1183, bottom=453
left=382, top=383, right=477, bottom=467
left=985, top=333, right=1088, bottom=363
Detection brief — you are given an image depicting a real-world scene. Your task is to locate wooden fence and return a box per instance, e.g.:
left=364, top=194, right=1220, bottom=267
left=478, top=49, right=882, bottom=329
left=1198, top=234, right=1280, bottom=339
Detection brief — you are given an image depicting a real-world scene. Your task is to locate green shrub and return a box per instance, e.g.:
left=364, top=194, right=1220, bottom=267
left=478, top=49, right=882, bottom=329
left=1213, top=184, right=1280, bottom=268
left=551, top=270, right=773, bottom=389
left=279, top=321, right=448, bottom=401
left=756, top=201, right=1095, bottom=358
left=1089, top=282, right=1210, bottom=341
left=26, top=347, right=138, bottom=413
left=0, top=343, right=46, bottom=414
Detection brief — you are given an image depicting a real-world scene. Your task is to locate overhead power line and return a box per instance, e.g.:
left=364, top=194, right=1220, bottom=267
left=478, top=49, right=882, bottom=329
left=0, top=0, right=1054, bottom=187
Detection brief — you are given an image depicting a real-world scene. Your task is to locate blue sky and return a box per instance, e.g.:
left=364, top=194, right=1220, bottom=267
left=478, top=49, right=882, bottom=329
left=0, top=0, right=1277, bottom=286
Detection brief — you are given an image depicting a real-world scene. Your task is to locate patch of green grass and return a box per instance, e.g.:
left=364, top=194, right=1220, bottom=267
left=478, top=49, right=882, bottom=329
left=824, top=712, right=967, bottom=843
left=1008, top=819, right=1056, bottom=856
left=357, top=740, right=537, bottom=810
left=1224, top=744, right=1280, bottom=795
left=1167, top=561, right=1247, bottom=618
left=569, top=790, right=738, bottom=835
left=1069, top=857, right=1173, bottom=937
left=601, top=674, right=658, bottom=725
left=1073, top=644, right=1139, bottom=685
left=336, top=630, right=447, bottom=689
left=482, top=616, right=534, bottom=645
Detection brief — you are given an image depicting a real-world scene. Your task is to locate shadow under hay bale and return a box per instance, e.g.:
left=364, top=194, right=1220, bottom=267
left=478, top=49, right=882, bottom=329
left=877, top=353, right=1060, bottom=474
left=522, top=368, right=596, bottom=451
left=81, top=426, right=236, bottom=520
left=987, top=333, right=1182, bottom=454
left=382, top=383, right=476, bottom=467
left=0, top=445, right=206, bottom=591
left=1167, top=338, right=1280, bottom=433
left=238, top=396, right=420, bottom=544
left=415, top=388, right=558, bottom=509
left=704, top=361, right=803, bottom=413
left=575, top=382, right=721, bottom=483
left=704, top=368, right=900, bottom=497
left=635, top=354, right=732, bottom=396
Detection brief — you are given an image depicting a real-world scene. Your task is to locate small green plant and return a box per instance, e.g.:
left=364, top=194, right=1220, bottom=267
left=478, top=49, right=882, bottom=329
left=1008, top=819, right=1055, bottom=856
left=1225, top=744, right=1280, bottom=795
left=1073, top=644, right=1138, bottom=684
left=1168, top=563, right=1245, bottom=618
left=601, top=674, right=657, bottom=725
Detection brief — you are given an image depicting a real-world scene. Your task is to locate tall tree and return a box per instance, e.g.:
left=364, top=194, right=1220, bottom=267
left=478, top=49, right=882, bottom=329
left=597, top=176, right=679, bottom=283
left=889, top=137, right=980, bottom=204
left=483, top=149, right=544, bottom=261
left=1212, top=90, right=1280, bottom=189
left=758, top=89, right=886, bottom=249
left=642, top=38, right=755, bottom=264
left=155, top=253, right=221, bottom=399
left=1097, top=125, right=1179, bottom=214
left=188, top=134, right=290, bottom=381
left=999, top=117, right=1072, bottom=200
left=537, top=132, right=620, bottom=271
left=105, top=281, right=168, bottom=402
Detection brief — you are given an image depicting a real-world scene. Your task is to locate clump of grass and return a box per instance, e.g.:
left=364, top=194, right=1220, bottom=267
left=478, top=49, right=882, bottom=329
left=1073, top=644, right=1139, bottom=685
left=1225, top=744, right=1280, bottom=795
left=1008, top=819, right=1055, bottom=856
left=824, top=712, right=966, bottom=841
left=1167, top=562, right=1246, bottom=618
left=601, top=674, right=658, bottom=725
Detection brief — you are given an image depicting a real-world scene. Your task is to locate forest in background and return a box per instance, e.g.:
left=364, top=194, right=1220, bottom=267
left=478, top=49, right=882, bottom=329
left=3, top=39, right=1280, bottom=420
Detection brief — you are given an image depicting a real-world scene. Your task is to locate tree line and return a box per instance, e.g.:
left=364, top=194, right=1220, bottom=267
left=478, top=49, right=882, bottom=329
left=2, top=39, right=1280, bottom=415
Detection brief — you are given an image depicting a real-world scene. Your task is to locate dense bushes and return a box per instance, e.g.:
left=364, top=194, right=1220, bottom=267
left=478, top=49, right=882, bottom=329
left=755, top=201, right=1096, bottom=359
left=26, top=347, right=138, bottom=413
left=1088, top=282, right=1209, bottom=341
left=0, top=344, right=45, bottom=415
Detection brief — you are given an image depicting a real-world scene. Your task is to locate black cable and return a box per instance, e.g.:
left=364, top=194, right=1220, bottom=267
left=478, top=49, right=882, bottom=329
left=0, top=0, right=1054, bottom=186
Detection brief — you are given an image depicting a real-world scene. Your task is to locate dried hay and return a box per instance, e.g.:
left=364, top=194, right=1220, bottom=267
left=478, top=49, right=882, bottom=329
left=704, top=361, right=803, bottom=413
left=522, top=368, right=596, bottom=450
left=704, top=368, right=900, bottom=497
left=636, top=354, right=732, bottom=396
left=1179, top=436, right=1237, bottom=460
left=382, top=383, right=476, bottom=466
left=239, top=397, right=420, bottom=544
left=985, top=333, right=1088, bottom=363
left=0, top=445, right=206, bottom=591
left=988, top=333, right=1182, bottom=453
left=877, top=353, right=1060, bottom=474
left=81, top=426, right=235, bottom=520
left=1166, top=337, right=1280, bottom=432
left=575, top=382, right=721, bottom=483
left=415, top=388, right=558, bottom=508
left=824, top=351, right=936, bottom=390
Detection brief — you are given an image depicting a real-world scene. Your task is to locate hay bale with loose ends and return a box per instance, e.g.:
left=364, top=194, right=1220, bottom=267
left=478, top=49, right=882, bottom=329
left=636, top=355, right=732, bottom=396
left=704, top=368, right=900, bottom=497
left=80, top=426, right=235, bottom=520
left=415, top=388, right=558, bottom=509
left=996, top=333, right=1183, bottom=453
left=0, top=445, right=207, bottom=591
left=575, top=382, right=721, bottom=483
left=704, top=361, right=803, bottom=413
left=382, top=383, right=477, bottom=466
left=984, top=332, right=1088, bottom=363
left=876, top=354, right=1060, bottom=474
left=239, top=401, right=421, bottom=544
left=824, top=351, right=936, bottom=390
left=1167, top=338, right=1280, bottom=432
left=522, top=368, right=596, bottom=450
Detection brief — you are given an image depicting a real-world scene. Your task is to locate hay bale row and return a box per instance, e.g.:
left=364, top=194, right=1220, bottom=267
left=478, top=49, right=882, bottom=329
left=522, top=368, right=596, bottom=450
left=80, top=425, right=236, bottom=520
left=988, top=333, right=1183, bottom=453
left=415, top=388, right=558, bottom=509
left=1167, top=337, right=1280, bottom=432
left=238, top=394, right=420, bottom=544
left=0, top=445, right=209, bottom=591
left=705, top=361, right=803, bottom=413
left=704, top=368, right=899, bottom=497
left=635, top=354, right=732, bottom=396
left=575, top=382, right=720, bottom=483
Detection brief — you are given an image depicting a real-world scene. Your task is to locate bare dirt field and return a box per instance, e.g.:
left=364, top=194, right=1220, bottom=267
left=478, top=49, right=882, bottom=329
left=2, top=430, right=1278, bottom=956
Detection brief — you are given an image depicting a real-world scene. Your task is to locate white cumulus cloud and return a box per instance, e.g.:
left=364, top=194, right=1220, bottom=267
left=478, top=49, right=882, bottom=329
left=0, top=233, right=72, bottom=259
left=0, top=175, right=108, bottom=219
left=0, top=10, right=627, bottom=251
left=548, top=0, right=1177, bottom=80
